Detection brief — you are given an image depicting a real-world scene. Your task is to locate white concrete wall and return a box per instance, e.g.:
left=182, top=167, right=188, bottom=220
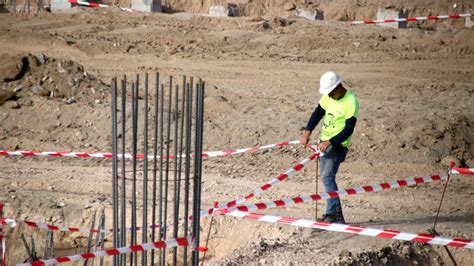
left=132, top=0, right=161, bottom=12
left=466, top=11, right=473, bottom=28
left=376, top=8, right=408, bottom=29
left=51, top=0, right=71, bottom=12
left=209, top=5, right=229, bottom=17
left=295, top=8, right=324, bottom=21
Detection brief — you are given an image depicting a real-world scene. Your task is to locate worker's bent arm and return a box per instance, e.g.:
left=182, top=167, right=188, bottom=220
left=305, top=104, right=325, bottom=132
left=329, top=117, right=357, bottom=147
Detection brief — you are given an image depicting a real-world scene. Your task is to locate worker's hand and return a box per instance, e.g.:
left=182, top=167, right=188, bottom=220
left=300, top=130, right=311, bottom=146
left=317, top=140, right=331, bottom=153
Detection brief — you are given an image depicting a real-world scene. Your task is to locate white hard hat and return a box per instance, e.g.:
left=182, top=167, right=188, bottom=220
left=319, top=71, right=342, bottom=95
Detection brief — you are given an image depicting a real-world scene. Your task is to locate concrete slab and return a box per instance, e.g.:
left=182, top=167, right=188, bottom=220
left=376, top=8, right=408, bottom=29
left=295, top=8, right=324, bottom=21
left=131, top=0, right=161, bottom=13
left=465, top=12, right=473, bottom=28
left=209, top=5, right=228, bottom=17
left=51, top=0, right=71, bottom=12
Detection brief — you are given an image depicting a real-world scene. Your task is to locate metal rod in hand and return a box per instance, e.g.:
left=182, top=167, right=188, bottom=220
left=142, top=73, right=149, bottom=266
left=84, top=210, right=97, bottom=266
left=431, top=164, right=457, bottom=265
left=151, top=72, right=160, bottom=266
left=201, top=201, right=218, bottom=266
left=432, top=165, right=453, bottom=232
left=111, top=78, right=119, bottom=266
left=315, top=159, right=319, bottom=220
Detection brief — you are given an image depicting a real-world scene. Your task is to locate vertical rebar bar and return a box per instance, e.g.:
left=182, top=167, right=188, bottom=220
left=109, top=72, right=204, bottom=265
left=142, top=73, right=149, bottom=266
left=192, top=81, right=205, bottom=265
left=151, top=72, right=160, bottom=266
left=191, top=82, right=200, bottom=265
left=130, top=80, right=138, bottom=266
left=134, top=74, right=140, bottom=266
left=172, top=83, right=179, bottom=265
left=50, top=230, right=54, bottom=258
left=91, top=208, right=105, bottom=266
left=30, top=235, right=37, bottom=260
left=158, top=83, right=165, bottom=266
left=42, top=230, right=50, bottom=260
left=111, top=78, right=119, bottom=266
left=162, top=76, right=173, bottom=265
left=120, top=76, right=127, bottom=266
left=99, top=210, right=106, bottom=266
left=84, top=210, right=97, bottom=266
left=174, top=76, right=186, bottom=263
left=183, top=79, right=193, bottom=265
left=21, top=234, right=33, bottom=262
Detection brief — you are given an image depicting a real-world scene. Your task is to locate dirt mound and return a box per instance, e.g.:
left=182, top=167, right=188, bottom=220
left=0, top=53, right=109, bottom=107
left=158, top=0, right=470, bottom=22
left=335, top=242, right=441, bottom=265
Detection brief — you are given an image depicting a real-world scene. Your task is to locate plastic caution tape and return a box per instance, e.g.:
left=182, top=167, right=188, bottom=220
left=224, top=175, right=446, bottom=213
left=16, top=236, right=192, bottom=265
left=0, top=140, right=300, bottom=160
left=351, top=13, right=473, bottom=25
left=216, top=209, right=474, bottom=249
left=201, top=152, right=320, bottom=217
left=68, top=0, right=134, bottom=12
left=452, top=168, right=474, bottom=175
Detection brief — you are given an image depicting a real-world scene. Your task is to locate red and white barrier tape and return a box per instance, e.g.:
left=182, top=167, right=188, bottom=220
left=16, top=236, right=192, bottom=266
left=224, top=175, right=446, bottom=213
left=1, top=174, right=446, bottom=234
left=201, top=152, right=320, bottom=217
left=68, top=0, right=134, bottom=12
left=351, top=13, right=473, bottom=25
left=2, top=153, right=317, bottom=234
left=0, top=140, right=300, bottom=160
left=452, top=168, right=474, bottom=175
left=216, top=209, right=474, bottom=249
left=0, top=217, right=174, bottom=235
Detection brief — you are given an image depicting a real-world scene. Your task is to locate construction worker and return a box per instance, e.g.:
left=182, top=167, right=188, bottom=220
left=300, top=71, right=359, bottom=224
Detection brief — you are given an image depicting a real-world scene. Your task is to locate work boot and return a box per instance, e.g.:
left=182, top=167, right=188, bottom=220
left=317, top=213, right=346, bottom=224
left=317, top=214, right=337, bottom=223
left=335, top=212, right=346, bottom=224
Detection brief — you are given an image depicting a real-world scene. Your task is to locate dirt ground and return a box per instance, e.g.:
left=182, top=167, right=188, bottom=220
left=0, top=2, right=473, bottom=265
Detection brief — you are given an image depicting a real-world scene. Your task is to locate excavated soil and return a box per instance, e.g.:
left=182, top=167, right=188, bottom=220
left=0, top=1, right=473, bottom=265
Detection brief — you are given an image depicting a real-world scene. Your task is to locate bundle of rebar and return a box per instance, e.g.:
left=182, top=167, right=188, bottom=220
left=110, top=73, right=205, bottom=266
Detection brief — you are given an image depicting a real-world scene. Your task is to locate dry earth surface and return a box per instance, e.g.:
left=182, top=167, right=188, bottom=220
left=0, top=2, right=473, bottom=265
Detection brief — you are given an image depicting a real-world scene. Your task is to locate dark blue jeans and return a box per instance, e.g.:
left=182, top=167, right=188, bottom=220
left=320, top=146, right=348, bottom=215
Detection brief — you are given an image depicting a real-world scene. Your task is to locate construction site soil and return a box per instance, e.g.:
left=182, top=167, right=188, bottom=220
left=0, top=1, right=473, bottom=265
